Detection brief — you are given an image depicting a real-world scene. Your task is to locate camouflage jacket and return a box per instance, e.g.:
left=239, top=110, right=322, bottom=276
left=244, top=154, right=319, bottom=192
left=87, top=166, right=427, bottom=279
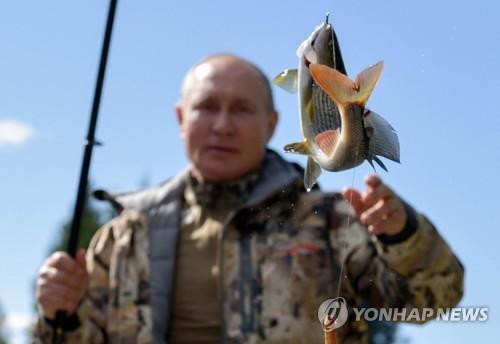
left=34, top=150, right=464, bottom=343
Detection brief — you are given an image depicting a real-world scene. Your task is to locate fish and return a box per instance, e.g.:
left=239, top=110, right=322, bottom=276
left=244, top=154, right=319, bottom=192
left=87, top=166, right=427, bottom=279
left=273, top=16, right=400, bottom=191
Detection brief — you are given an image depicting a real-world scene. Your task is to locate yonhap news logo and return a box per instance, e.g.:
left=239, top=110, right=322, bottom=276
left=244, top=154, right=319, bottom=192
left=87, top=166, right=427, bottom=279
left=318, top=298, right=488, bottom=329
left=352, top=307, right=489, bottom=323
left=317, top=297, right=349, bottom=331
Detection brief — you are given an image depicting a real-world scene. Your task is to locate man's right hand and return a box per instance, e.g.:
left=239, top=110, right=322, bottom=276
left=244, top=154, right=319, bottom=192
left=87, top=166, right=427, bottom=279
left=36, top=249, right=89, bottom=320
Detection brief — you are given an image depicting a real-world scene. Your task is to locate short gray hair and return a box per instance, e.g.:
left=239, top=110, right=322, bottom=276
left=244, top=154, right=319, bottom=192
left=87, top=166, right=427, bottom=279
left=180, top=53, right=276, bottom=113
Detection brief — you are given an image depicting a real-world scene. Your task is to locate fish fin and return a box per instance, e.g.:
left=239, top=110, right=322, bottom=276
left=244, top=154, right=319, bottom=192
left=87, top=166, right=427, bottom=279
left=305, top=157, right=322, bottom=192
left=367, top=155, right=389, bottom=172
left=363, top=108, right=400, bottom=163
left=372, top=155, right=388, bottom=172
left=315, top=130, right=338, bottom=156
left=309, top=63, right=357, bottom=105
left=284, top=140, right=311, bottom=155
left=309, top=61, right=383, bottom=106
left=367, top=158, right=377, bottom=172
left=273, top=69, right=298, bottom=93
left=354, top=61, right=384, bottom=105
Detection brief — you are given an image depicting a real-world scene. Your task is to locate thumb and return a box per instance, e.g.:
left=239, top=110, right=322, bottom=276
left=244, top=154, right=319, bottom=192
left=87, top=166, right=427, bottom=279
left=342, top=187, right=363, bottom=215
left=365, top=173, right=382, bottom=189
left=75, top=249, right=87, bottom=271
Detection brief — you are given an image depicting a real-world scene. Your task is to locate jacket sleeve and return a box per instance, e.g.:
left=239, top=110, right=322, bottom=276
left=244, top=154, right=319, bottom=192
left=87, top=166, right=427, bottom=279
left=333, top=197, right=464, bottom=323
left=33, top=218, right=118, bottom=343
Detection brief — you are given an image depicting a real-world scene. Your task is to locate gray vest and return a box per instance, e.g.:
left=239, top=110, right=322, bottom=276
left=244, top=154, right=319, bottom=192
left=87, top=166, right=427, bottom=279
left=108, top=150, right=302, bottom=343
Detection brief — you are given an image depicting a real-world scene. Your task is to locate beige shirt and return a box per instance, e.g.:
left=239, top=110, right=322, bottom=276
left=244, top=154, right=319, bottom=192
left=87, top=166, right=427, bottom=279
left=167, top=178, right=239, bottom=343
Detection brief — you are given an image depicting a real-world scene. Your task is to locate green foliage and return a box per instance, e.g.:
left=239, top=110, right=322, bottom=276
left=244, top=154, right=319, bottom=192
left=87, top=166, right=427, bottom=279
left=30, top=184, right=112, bottom=341
left=51, top=185, right=111, bottom=253
left=368, top=320, right=409, bottom=344
left=0, top=303, right=8, bottom=344
left=368, top=320, right=397, bottom=344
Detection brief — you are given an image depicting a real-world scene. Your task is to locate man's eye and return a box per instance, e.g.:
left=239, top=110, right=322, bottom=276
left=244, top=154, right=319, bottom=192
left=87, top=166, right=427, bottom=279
left=233, top=103, right=253, bottom=114
left=196, top=101, right=218, bottom=113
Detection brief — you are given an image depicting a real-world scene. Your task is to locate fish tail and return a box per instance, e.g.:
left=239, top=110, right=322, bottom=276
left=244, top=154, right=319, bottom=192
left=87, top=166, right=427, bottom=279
left=368, top=155, right=388, bottom=172
left=363, top=109, right=401, bottom=164
left=309, top=62, right=384, bottom=107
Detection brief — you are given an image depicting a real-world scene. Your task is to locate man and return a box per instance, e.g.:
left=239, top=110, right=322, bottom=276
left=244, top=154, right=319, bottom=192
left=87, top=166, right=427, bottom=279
left=35, top=54, right=464, bottom=343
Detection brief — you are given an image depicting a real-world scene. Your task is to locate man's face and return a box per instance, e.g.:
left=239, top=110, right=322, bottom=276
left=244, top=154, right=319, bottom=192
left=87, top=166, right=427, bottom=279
left=176, top=57, right=277, bottom=181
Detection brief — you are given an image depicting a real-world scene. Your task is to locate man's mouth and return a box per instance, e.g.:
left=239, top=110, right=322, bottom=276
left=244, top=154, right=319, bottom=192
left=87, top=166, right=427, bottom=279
left=207, top=145, right=238, bottom=154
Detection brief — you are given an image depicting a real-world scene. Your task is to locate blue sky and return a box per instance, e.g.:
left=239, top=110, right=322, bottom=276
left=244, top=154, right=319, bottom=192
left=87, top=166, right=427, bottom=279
left=1, top=1, right=499, bottom=342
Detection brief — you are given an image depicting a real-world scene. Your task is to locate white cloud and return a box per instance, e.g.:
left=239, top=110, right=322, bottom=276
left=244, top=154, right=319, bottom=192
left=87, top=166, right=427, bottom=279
left=5, top=313, right=34, bottom=332
left=0, top=119, right=34, bottom=146
left=4, top=313, right=36, bottom=344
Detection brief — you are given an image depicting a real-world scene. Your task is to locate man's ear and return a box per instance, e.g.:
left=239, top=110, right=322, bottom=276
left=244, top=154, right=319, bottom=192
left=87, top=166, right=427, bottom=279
left=175, top=104, right=185, bottom=139
left=266, top=110, right=278, bottom=142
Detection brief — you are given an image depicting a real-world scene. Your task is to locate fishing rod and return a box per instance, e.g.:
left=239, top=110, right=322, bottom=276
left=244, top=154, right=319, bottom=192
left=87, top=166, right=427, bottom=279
left=52, top=0, right=118, bottom=343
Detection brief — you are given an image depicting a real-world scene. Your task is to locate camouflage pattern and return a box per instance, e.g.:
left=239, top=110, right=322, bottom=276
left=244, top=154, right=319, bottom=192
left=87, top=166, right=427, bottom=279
left=34, top=209, right=153, bottom=343
left=218, top=179, right=463, bottom=344
left=34, top=151, right=464, bottom=344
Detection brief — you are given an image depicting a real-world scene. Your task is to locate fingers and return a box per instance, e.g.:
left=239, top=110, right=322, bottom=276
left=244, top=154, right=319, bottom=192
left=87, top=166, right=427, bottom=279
left=37, top=283, right=84, bottom=311
left=36, top=283, right=80, bottom=319
left=361, top=197, right=399, bottom=225
left=37, top=294, right=77, bottom=316
left=365, top=173, right=382, bottom=188
left=342, top=187, right=363, bottom=215
left=360, top=198, right=401, bottom=234
left=358, top=174, right=407, bottom=235
left=36, top=251, right=89, bottom=320
left=47, top=252, right=85, bottom=275
left=366, top=210, right=407, bottom=235
left=362, top=181, right=393, bottom=211
left=46, top=251, right=87, bottom=282
left=39, top=266, right=87, bottom=290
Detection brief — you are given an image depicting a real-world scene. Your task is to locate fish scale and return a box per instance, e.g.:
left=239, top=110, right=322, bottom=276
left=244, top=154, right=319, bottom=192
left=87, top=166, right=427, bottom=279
left=311, top=84, right=342, bottom=137
left=341, top=105, right=369, bottom=160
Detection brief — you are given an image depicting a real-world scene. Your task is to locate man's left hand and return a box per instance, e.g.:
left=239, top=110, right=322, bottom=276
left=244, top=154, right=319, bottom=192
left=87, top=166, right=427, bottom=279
left=342, top=174, right=407, bottom=236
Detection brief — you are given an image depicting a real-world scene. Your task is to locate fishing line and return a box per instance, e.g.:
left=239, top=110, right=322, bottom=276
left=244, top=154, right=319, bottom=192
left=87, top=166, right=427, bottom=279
left=335, top=161, right=357, bottom=299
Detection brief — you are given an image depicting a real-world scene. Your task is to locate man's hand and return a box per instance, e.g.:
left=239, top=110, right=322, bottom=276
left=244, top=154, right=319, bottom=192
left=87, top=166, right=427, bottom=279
left=36, top=250, right=89, bottom=320
left=342, top=174, right=407, bottom=236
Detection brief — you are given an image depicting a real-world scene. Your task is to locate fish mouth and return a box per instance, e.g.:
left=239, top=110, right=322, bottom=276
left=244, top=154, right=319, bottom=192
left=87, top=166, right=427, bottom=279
left=304, top=56, right=311, bottom=68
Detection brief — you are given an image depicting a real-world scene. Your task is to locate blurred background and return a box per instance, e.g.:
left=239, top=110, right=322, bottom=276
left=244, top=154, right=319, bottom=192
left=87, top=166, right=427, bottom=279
left=1, top=1, right=498, bottom=343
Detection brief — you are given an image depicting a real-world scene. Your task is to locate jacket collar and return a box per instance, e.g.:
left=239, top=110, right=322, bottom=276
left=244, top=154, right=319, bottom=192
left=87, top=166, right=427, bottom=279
left=244, top=149, right=303, bottom=207
left=107, top=149, right=303, bottom=211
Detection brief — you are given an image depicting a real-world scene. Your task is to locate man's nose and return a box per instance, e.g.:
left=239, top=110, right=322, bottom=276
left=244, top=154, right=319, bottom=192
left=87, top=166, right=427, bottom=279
left=212, top=108, right=234, bottom=135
